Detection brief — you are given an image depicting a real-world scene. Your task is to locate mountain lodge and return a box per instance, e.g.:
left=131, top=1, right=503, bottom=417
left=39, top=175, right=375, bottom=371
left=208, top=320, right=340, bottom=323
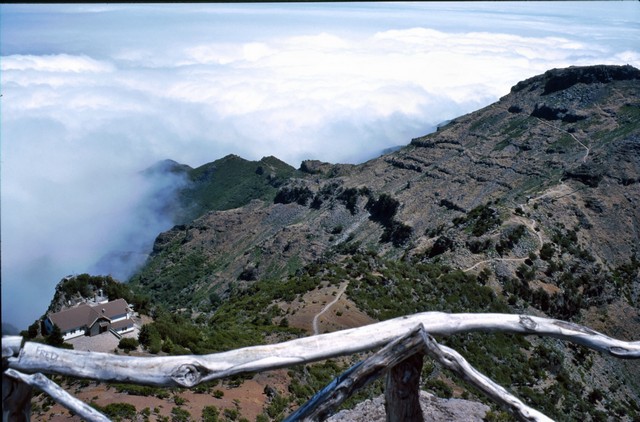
left=45, top=298, right=135, bottom=340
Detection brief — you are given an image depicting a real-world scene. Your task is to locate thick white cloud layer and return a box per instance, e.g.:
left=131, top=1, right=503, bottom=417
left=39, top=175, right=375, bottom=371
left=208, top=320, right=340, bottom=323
left=2, top=2, right=639, bottom=330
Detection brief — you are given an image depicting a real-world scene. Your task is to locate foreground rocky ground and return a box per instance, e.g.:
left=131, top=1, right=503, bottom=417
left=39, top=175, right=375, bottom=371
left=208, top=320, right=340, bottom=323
left=328, top=392, right=489, bottom=422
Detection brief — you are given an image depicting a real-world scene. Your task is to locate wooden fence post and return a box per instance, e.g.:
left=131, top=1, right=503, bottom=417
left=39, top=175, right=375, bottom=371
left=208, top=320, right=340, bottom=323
left=385, top=352, right=424, bottom=422
left=3, top=335, right=31, bottom=422
left=2, top=372, right=32, bottom=422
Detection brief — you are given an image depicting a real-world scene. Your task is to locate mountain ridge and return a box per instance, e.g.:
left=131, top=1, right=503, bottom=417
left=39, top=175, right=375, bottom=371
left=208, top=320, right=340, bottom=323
left=133, top=65, right=639, bottom=300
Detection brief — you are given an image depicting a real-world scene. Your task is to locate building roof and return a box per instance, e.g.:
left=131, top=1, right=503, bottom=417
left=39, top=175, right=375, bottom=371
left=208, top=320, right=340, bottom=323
left=110, top=318, right=135, bottom=330
left=94, top=298, right=129, bottom=317
left=47, top=299, right=130, bottom=333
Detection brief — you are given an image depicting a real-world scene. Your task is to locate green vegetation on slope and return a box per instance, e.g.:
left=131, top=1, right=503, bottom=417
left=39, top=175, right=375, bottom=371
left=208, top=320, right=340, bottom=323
left=177, top=155, right=299, bottom=222
left=131, top=251, right=214, bottom=311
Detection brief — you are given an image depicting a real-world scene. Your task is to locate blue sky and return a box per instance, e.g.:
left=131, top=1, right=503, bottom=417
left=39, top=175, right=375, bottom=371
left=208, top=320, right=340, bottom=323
left=2, top=2, right=639, bottom=330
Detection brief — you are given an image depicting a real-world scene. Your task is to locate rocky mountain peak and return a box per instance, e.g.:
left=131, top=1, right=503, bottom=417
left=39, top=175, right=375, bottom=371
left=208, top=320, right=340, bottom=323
left=511, top=64, right=640, bottom=95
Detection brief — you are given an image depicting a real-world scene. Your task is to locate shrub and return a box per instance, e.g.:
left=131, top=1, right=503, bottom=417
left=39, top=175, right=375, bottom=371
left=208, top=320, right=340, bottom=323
left=439, top=199, right=465, bottom=212
left=467, top=204, right=502, bottom=236
left=202, top=406, right=220, bottom=422
left=118, top=337, right=139, bottom=352
left=274, top=186, right=313, bottom=206
left=26, top=321, right=39, bottom=338
left=110, top=383, right=170, bottom=399
left=366, top=193, right=399, bottom=225
left=539, top=242, right=556, bottom=261
left=173, top=395, right=187, bottom=406
left=424, top=379, right=453, bottom=398
left=171, top=406, right=191, bottom=422
left=484, top=410, right=513, bottom=422
left=428, top=236, right=454, bottom=258
left=381, top=221, right=413, bottom=246
left=467, top=238, right=491, bottom=254
left=516, top=264, right=535, bottom=281
left=46, top=324, right=64, bottom=347
left=310, top=195, right=323, bottom=209
left=337, top=187, right=360, bottom=214
left=266, top=393, right=290, bottom=419
left=98, top=402, right=137, bottom=421
left=223, top=408, right=239, bottom=421
left=238, top=266, right=258, bottom=281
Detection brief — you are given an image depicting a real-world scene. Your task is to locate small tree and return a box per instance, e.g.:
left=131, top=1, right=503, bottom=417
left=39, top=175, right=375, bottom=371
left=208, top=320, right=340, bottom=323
left=27, top=321, right=40, bottom=338
left=540, top=242, right=556, bottom=261
left=46, top=324, right=65, bottom=347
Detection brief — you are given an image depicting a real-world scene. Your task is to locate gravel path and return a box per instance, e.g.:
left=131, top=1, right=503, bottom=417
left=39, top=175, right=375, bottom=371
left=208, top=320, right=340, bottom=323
left=313, top=282, right=349, bottom=335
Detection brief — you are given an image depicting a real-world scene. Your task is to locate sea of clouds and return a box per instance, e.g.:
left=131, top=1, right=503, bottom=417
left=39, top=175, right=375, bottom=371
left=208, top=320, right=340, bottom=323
left=2, top=2, right=638, bottom=330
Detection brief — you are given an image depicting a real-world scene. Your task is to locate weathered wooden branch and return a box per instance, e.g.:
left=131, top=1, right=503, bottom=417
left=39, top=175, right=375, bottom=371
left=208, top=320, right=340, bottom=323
left=419, top=331, right=552, bottom=422
left=2, top=336, right=22, bottom=359
left=5, top=313, right=639, bottom=389
left=284, top=326, right=426, bottom=422
left=287, top=325, right=553, bottom=422
left=4, top=369, right=110, bottom=422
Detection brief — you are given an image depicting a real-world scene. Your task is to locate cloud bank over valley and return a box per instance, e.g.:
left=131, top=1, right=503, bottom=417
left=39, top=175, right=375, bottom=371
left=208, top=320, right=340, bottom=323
left=2, top=2, right=639, bottom=329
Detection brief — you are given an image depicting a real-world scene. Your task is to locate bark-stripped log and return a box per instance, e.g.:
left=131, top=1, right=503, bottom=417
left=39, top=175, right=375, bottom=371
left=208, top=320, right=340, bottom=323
left=4, top=313, right=640, bottom=388
left=2, top=336, right=22, bottom=359
left=420, top=331, right=553, bottom=422
left=289, top=326, right=553, bottom=422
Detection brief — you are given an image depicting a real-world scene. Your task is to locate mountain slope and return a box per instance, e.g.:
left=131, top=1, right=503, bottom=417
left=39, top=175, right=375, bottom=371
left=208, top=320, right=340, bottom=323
left=128, top=65, right=640, bottom=420
left=132, top=64, right=639, bottom=308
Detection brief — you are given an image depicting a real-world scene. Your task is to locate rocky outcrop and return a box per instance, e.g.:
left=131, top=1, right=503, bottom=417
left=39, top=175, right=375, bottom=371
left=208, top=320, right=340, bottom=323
left=327, top=392, right=489, bottom=422
left=563, top=162, right=605, bottom=187
left=541, top=64, right=640, bottom=95
left=511, top=64, right=640, bottom=94
left=300, top=159, right=356, bottom=177
left=531, top=103, right=586, bottom=122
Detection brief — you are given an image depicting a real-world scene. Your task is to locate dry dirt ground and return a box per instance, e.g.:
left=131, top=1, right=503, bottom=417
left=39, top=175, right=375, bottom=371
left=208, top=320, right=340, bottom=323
left=34, top=377, right=269, bottom=421
left=31, top=283, right=378, bottom=421
left=278, top=280, right=376, bottom=335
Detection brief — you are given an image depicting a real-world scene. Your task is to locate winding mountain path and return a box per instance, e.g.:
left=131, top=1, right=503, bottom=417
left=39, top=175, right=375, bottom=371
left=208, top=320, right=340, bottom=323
left=463, top=257, right=528, bottom=273
left=534, top=117, right=590, bottom=162
left=313, top=282, right=349, bottom=335
left=463, top=202, right=543, bottom=274
left=514, top=215, right=543, bottom=248
left=463, top=105, right=593, bottom=275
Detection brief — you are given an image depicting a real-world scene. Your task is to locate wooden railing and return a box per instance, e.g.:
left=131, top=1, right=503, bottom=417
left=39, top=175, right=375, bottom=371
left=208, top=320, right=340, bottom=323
left=3, top=312, right=640, bottom=421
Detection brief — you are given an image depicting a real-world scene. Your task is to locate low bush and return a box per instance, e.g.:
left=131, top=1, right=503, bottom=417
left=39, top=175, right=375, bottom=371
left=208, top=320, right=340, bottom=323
left=118, top=338, right=139, bottom=352
left=170, top=406, right=191, bottom=422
